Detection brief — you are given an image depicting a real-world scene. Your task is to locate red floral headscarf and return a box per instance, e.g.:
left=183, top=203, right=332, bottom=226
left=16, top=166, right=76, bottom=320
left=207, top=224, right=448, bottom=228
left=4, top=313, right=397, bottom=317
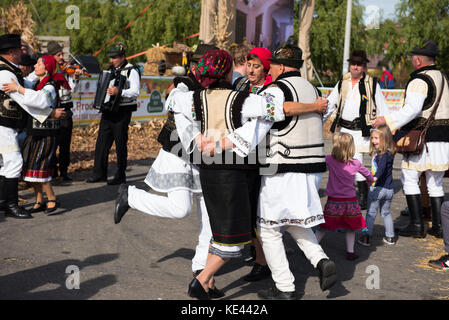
left=192, top=49, right=233, bottom=88
left=36, top=55, right=71, bottom=91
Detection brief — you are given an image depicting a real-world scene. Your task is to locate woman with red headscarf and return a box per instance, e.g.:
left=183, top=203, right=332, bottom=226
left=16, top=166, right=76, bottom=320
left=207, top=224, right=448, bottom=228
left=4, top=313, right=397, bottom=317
left=20, top=55, right=69, bottom=214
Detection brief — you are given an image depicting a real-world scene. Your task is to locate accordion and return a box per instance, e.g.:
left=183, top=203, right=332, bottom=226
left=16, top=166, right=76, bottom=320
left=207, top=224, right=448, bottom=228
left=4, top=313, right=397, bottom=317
left=93, top=70, right=127, bottom=113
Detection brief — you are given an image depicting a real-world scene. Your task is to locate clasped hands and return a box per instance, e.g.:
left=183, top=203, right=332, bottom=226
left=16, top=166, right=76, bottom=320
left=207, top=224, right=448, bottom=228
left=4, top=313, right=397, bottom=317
left=195, top=134, right=234, bottom=157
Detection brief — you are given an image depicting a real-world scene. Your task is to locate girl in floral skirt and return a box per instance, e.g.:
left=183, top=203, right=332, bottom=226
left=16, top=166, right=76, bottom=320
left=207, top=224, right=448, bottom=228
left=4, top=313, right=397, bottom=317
left=315, top=132, right=374, bottom=260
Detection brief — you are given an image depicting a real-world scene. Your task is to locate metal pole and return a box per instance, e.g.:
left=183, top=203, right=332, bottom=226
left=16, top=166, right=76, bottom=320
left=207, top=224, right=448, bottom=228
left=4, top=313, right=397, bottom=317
left=342, top=0, right=352, bottom=75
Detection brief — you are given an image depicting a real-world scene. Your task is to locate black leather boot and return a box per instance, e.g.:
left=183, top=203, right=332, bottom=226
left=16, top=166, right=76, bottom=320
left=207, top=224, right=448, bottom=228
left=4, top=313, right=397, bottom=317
left=4, top=178, right=32, bottom=219
left=0, top=176, right=6, bottom=213
left=396, top=194, right=425, bottom=238
left=428, top=197, right=445, bottom=238
left=357, top=181, right=368, bottom=210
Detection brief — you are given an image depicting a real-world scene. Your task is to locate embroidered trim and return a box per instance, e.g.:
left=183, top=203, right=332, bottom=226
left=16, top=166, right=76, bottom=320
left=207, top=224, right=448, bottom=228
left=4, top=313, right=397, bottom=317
left=401, top=161, right=449, bottom=172
left=261, top=92, right=277, bottom=121
left=257, top=214, right=325, bottom=227
left=229, top=131, right=251, bottom=152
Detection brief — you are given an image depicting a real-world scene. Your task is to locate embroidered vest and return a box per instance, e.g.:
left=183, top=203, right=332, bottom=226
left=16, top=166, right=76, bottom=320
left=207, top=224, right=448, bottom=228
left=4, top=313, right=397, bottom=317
left=192, top=85, right=253, bottom=168
left=110, top=62, right=141, bottom=111
left=403, top=65, right=449, bottom=143
left=264, top=71, right=326, bottom=174
left=0, top=58, right=26, bottom=130
left=331, top=73, right=379, bottom=137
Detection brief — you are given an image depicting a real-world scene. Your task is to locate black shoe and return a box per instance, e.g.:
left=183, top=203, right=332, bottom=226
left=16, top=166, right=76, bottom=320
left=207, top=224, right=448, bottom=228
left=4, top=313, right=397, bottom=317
left=114, top=184, right=129, bottom=224
left=316, top=258, right=337, bottom=291
left=257, top=287, right=296, bottom=300
left=86, top=176, right=107, bottom=183
left=6, top=205, right=33, bottom=219
left=191, top=270, right=224, bottom=299
left=108, top=177, right=126, bottom=186
left=209, top=286, right=225, bottom=299
left=45, top=200, right=60, bottom=214
left=243, top=263, right=271, bottom=282
left=28, top=202, right=46, bottom=214
left=346, top=252, right=359, bottom=261
left=188, top=278, right=211, bottom=300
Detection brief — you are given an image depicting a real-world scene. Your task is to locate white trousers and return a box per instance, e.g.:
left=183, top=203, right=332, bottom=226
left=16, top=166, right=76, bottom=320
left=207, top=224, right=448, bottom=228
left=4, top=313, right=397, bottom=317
left=0, top=126, right=22, bottom=179
left=258, top=225, right=329, bottom=292
left=0, top=151, right=22, bottom=179
left=402, top=169, right=445, bottom=197
left=127, top=186, right=212, bottom=272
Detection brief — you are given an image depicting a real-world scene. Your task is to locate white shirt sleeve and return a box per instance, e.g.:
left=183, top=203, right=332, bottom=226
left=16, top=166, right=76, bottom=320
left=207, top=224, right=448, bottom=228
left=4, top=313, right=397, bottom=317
left=171, top=90, right=200, bottom=153
left=241, top=86, right=285, bottom=122
left=0, top=70, right=52, bottom=122
left=322, top=83, right=339, bottom=123
left=228, top=119, right=273, bottom=157
left=68, top=75, right=80, bottom=92
left=121, top=69, right=140, bottom=99
left=385, top=79, right=428, bottom=132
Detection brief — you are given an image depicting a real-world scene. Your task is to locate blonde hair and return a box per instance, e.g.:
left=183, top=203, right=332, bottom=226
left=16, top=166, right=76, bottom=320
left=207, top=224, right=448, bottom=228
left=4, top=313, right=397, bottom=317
left=369, top=124, right=397, bottom=156
left=331, top=132, right=355, bottom=162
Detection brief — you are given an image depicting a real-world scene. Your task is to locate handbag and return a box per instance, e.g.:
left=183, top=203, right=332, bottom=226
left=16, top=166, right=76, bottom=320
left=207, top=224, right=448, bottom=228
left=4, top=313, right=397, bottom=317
left=394, top=73, right=446, bottom=155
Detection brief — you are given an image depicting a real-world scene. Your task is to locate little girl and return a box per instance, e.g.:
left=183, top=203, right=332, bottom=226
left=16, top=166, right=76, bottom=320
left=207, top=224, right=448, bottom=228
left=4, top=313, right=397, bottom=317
left=316, top=132, right=374, bottom=260
left=358, top=124, right=396, bottom=247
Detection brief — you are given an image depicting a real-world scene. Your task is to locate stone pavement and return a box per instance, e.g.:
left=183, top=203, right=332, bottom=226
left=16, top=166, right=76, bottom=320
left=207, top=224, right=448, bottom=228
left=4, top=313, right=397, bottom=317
left=0, top=139, right=448, bottom=301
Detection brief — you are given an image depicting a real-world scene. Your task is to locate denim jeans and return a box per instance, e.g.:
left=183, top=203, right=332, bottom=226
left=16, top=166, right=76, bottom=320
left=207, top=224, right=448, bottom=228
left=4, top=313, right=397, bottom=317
left=366, top=187, right=395, bottom=237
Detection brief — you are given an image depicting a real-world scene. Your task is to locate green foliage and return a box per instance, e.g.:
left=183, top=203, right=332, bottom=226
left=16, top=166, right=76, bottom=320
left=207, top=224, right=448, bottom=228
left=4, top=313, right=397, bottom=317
left=294, top=0, right=368, bottom=85
left=1, top=0, right=201, bottom=68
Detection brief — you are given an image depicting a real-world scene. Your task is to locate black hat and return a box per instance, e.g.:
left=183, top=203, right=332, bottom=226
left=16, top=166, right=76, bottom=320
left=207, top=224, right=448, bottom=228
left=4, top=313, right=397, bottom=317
left=47, top=41, right=64, bottom=55
left=410, top=40, right=439, bottom=57
left=348, top=50, right=370, bottom=64
left=268, top=44, right=303, bottom=69
left=107, top=43, right=126, bottom=58
left=0, top=34, right=22, bottom=51
left=20, top=53, right=36, bottom=66
left=192, top=43, right=219, bottom=62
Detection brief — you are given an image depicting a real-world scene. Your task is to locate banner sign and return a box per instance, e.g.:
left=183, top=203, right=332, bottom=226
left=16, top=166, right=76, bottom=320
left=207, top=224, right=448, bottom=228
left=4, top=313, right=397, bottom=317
left=72, top=77, right=405, bottom=126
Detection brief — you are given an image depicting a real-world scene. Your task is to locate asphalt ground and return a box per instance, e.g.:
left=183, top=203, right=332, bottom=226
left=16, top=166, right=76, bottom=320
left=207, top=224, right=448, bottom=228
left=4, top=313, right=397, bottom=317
left=1, top=139, right=449, bottom=303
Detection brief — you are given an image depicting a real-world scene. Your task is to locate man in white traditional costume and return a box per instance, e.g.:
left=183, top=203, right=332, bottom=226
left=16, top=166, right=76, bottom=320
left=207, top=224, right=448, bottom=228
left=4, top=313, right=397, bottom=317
left=0, top=34, right=65, bottom=219
left=231, top=44, right=336, bottom=300
left=325, top=50, right=388, bottom=209
left=374, top=40, right=449, bottom=239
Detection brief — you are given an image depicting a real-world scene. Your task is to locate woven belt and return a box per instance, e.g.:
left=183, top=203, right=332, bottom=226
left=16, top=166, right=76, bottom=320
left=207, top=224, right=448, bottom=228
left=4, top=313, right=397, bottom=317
left=339, top=118, right=361, bottom=130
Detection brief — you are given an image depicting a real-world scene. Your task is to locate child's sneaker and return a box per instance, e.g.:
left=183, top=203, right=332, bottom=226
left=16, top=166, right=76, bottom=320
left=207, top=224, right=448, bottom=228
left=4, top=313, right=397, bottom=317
left=357, top=235, right=371, bottom=247
left=382, top=237, right=396, bottom=245
left=428, top=254, right=449, bottom=270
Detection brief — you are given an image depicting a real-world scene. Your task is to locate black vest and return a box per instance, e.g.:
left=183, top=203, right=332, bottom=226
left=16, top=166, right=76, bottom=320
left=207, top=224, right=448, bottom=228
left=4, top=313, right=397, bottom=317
left=25, top=81, right=61, bottom=137
left=0, top=57, right=26, bottom=130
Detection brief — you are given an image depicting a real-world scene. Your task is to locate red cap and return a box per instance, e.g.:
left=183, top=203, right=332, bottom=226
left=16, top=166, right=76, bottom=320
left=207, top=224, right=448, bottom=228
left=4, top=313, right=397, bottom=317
left=248, top=47, right=272, bottom=71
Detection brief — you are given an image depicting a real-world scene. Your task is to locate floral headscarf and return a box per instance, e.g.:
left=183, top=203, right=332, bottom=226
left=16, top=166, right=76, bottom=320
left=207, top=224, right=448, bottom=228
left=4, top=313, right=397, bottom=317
left=192, top=49, right=233, bottom=88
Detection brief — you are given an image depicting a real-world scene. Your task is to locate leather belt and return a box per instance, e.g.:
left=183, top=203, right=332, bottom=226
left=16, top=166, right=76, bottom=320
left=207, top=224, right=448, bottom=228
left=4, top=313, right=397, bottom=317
left=339, top=118, right=361, bottom=130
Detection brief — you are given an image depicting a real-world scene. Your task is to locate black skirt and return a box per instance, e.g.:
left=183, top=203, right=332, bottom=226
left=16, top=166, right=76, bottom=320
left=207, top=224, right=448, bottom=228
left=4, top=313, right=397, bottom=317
left=199, top=167, right=261, bottom=247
